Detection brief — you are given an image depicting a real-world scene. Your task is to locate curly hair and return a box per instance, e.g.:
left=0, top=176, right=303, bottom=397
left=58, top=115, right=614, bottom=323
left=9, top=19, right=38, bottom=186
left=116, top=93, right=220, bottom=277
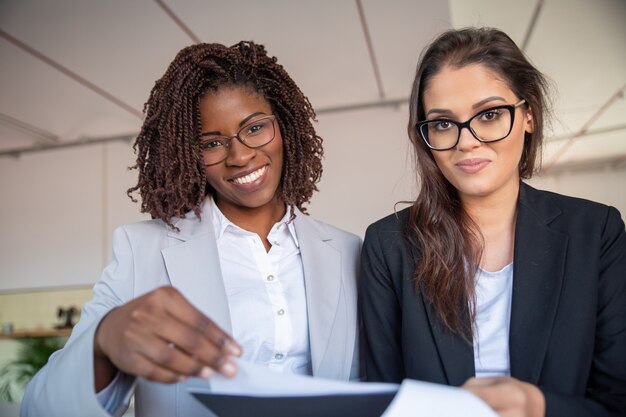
left=127, top=41, right=323, bottom=228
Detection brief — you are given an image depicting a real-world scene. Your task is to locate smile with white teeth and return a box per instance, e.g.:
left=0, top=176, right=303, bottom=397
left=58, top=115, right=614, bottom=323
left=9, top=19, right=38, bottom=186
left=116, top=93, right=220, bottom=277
left=230, top=166, right=268, bottom=185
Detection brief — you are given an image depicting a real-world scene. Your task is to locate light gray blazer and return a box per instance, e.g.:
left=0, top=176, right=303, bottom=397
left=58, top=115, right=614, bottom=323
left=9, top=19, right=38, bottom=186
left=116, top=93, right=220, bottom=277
left=21, top=200, right=361, bottom=417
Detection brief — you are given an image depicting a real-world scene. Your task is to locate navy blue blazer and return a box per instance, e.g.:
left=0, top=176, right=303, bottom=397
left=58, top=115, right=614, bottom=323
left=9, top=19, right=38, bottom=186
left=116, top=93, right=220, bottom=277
left=360, top=183, right=626, bottom=416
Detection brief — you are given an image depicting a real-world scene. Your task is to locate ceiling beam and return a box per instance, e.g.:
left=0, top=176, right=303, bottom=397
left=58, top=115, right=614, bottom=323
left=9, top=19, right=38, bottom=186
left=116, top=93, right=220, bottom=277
left=539, top=153, right=626, bottom=175
left=0, top=133, right=134, bottom=158
left=521, top=0, right=544, bottom=51
left=154, top=0, right=201, bottom=44
left=548, top=123, right=626, bottom=143
left=0, top=112, right=59, bottom=144
left=543, top=84, right=626, bottom=172
left=356, top=0, right=385, bottom=99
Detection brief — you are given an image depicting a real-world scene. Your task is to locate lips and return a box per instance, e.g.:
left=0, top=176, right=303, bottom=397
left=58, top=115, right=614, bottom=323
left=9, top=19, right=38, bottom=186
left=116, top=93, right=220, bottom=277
left=228, top=165, right=268, bottom=185
left=455, top=158, right=491, bottom=174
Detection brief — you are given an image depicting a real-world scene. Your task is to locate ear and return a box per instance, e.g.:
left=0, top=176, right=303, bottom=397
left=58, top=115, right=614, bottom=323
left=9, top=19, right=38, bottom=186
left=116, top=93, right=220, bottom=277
left=524, top=106, right=535, bottom=134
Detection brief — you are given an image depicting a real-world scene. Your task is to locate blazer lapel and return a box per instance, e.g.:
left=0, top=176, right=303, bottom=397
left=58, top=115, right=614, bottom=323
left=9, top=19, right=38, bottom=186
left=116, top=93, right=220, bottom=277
left=161, top=200, right=232, bottom=334
left=294, top=213, right=345, bottom=378
left=509, top=184, right=567, bottom=384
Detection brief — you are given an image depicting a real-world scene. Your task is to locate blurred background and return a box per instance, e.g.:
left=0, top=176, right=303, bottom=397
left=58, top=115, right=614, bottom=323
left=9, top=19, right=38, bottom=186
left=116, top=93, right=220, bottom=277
left=0, top=0, right=625, bottom=411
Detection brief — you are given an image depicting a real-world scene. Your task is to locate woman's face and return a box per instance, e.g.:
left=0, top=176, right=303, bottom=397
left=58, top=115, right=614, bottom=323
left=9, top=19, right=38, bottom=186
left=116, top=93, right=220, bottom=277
left=199, top=86, right=284, bottom=215
left=421, top=64, right=534, bottom=203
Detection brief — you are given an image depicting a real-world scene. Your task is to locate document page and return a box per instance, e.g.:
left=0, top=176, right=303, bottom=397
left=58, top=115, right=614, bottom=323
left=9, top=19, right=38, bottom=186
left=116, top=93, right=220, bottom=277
left=190, top=359, right=398, bottom=397
left=382, top=379, right=497, bottom=417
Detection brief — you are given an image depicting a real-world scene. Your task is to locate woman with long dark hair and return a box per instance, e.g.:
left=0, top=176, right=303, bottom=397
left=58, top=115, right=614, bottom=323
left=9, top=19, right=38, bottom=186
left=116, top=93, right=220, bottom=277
left=360, top=28, right=626, bottom=416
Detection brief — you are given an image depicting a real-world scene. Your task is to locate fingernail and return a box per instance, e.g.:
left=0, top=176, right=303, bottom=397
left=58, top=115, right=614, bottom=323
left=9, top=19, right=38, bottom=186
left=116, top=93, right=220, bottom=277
left=219, top=361, right=237, bottom=378
left=224, top=340, right=242, bottom=356
left=199, top=367, right=214, bottom=380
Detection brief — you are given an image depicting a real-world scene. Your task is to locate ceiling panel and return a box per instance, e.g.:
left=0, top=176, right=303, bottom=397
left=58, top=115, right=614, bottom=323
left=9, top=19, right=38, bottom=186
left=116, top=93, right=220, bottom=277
left=0, top=38, right=142, bottom=144
left=449, top=0, right=535, bottom=43
left=543, top=128, right=626, bottom=167
left=362, top=0, right=451, bottom=100
left=0, top=0, right=192, bottom=110
left=168, top=0, right=378, bottom=107
left=526, top=0, right=626, bottom=136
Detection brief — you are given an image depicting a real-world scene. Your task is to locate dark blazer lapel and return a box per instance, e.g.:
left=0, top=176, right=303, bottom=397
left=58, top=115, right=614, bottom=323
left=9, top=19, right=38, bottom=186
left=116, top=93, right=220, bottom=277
left=509, top=184, right=567, bottom=384
left=422, top=293, right=475, bottom=385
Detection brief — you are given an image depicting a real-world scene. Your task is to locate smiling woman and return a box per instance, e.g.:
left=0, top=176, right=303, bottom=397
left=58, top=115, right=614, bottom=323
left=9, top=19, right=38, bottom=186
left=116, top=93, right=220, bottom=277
left=21, top=41, right=362, bottom=417
left=199, top=87, right=285, bottom=244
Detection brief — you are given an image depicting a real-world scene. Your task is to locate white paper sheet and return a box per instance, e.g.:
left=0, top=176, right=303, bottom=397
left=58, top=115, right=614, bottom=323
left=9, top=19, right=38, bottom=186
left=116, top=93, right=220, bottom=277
left=187, top=359, right=497, bottom=416
left=188, top=359, right=398, bottom=397
left=381, top=379, right=497, bottom=417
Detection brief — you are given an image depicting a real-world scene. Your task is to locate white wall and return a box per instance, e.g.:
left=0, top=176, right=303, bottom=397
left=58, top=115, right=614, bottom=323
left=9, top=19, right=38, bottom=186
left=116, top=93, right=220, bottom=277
left=1, top=113, right=625, bottom=291
left=0, top=141, right=145, bottom=291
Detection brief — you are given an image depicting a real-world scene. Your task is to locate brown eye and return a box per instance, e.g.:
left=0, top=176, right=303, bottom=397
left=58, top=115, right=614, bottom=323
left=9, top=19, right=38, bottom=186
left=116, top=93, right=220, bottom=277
left=434, top=120, right=454, bottom=131
left=478, top=109, right=502, bottom=122
left=201, top=139, right=226, bottom=150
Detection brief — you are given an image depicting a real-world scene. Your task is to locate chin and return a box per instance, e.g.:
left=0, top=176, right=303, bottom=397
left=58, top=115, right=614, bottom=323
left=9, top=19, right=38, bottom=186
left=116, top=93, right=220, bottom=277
left=454, top=182, right=495, bottom=199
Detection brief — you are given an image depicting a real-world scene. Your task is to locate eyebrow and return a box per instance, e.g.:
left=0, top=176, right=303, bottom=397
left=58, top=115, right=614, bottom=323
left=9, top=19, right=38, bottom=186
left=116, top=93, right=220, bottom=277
left=201, top=111, right=268, bottom=136
left=425, top=96, right=507, bottom=118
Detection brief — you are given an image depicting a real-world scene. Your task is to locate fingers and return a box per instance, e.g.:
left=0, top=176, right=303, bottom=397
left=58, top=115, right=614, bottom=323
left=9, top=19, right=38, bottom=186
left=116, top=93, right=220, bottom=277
left=159, top=287, right=241, bottom=356
left=462, top=377, right=545, bottom=417
left=95, top=286, right=242, bottom=385
left=463, top=377, right=520, bottom=411
left=139, top=307, right=238, bottom=377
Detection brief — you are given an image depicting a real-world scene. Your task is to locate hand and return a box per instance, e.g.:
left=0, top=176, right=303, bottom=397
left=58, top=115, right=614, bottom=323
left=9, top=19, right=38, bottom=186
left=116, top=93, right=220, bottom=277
left=462, top=376, right=545, bottom=417
left=93, top=286, right=241, bottom=390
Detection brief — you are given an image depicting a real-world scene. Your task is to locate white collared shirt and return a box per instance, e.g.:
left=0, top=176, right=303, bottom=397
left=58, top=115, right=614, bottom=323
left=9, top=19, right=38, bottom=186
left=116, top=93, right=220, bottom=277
left=211, top=200, right=312, bottom=375
left=97, top=201, right=312, bottom=410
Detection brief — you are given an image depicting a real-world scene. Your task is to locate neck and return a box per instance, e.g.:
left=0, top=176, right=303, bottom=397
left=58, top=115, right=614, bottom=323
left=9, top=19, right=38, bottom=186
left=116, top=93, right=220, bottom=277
left=461, top=181, right=520, bottom=271
left=461, top=182, right=519, bottom=230
left=214, top=196, right=287, bottom=242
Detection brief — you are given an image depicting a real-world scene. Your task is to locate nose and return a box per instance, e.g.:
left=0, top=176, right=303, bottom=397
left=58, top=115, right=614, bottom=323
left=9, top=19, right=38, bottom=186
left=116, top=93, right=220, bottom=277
left=455, top=126, right=481, bottom=152
left=224, top=137, right=256, bottom=166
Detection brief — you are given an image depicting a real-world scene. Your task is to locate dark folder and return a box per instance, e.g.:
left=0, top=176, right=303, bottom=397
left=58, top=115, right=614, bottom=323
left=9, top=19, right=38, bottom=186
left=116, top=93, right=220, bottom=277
left=191, top=391, right=396, bottom=417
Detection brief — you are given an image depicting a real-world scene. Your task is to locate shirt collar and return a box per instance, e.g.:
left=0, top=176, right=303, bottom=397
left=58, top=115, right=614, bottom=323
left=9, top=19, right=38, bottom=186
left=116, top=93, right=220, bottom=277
left=209, top=197, right=299, bottom=247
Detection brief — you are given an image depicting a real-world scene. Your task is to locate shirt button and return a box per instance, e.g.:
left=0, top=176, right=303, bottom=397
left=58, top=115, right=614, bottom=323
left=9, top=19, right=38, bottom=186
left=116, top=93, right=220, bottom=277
left=274, top=353, right=284, bottom=360
left=277, top=309, right=285, bottom=316
left=267, top=275, right=275, bottom=282
left=273, top=241, right=280, bottom=246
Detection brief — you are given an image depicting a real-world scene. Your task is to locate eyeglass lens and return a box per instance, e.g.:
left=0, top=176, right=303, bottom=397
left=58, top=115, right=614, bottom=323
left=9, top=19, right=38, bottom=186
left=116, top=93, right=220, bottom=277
left=201, top=117, right=275, bottom=165
left=421, top=106, right=514, bottom=150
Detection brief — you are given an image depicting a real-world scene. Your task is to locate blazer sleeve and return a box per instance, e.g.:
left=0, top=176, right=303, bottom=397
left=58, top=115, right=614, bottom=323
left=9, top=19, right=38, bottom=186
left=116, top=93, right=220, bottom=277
left=359, top=222, right=405, bottom=383
left=21, top=227, right=137, bottom=417
left=542, top=206, right=626, bottom=417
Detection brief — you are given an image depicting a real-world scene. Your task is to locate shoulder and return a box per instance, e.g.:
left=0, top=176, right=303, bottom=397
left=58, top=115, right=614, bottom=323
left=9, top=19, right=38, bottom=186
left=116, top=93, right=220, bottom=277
left=520, top=183, right=622, bottom=231
left=302, top=215, right=362, bottom=247
left=364, top=207, right=410, bottom=241
left=518, top=185, right=625, bottom=245
left=116, top=217, right=170, bottom=240
left=361, top=207, right=412, bottom=264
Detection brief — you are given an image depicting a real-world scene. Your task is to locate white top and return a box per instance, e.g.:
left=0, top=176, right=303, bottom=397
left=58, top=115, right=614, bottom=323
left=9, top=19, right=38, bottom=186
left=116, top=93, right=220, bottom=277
left=473, top=262, right=514, bottom=378
left=212, top=200, right=311, bottom=375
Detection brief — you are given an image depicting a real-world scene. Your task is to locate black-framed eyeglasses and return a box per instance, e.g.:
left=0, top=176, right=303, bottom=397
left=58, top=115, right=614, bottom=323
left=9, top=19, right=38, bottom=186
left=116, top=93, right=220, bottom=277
left=199, top=115, right=277, bottom=165
left=415, top=99, right=526, bottom=151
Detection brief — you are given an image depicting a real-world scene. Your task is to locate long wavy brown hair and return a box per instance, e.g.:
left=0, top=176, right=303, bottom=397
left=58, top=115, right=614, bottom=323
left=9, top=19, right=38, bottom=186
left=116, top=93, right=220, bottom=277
left=128, top=41, right=323, bottom=228
left=406, top=28, right=550, bottom=338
